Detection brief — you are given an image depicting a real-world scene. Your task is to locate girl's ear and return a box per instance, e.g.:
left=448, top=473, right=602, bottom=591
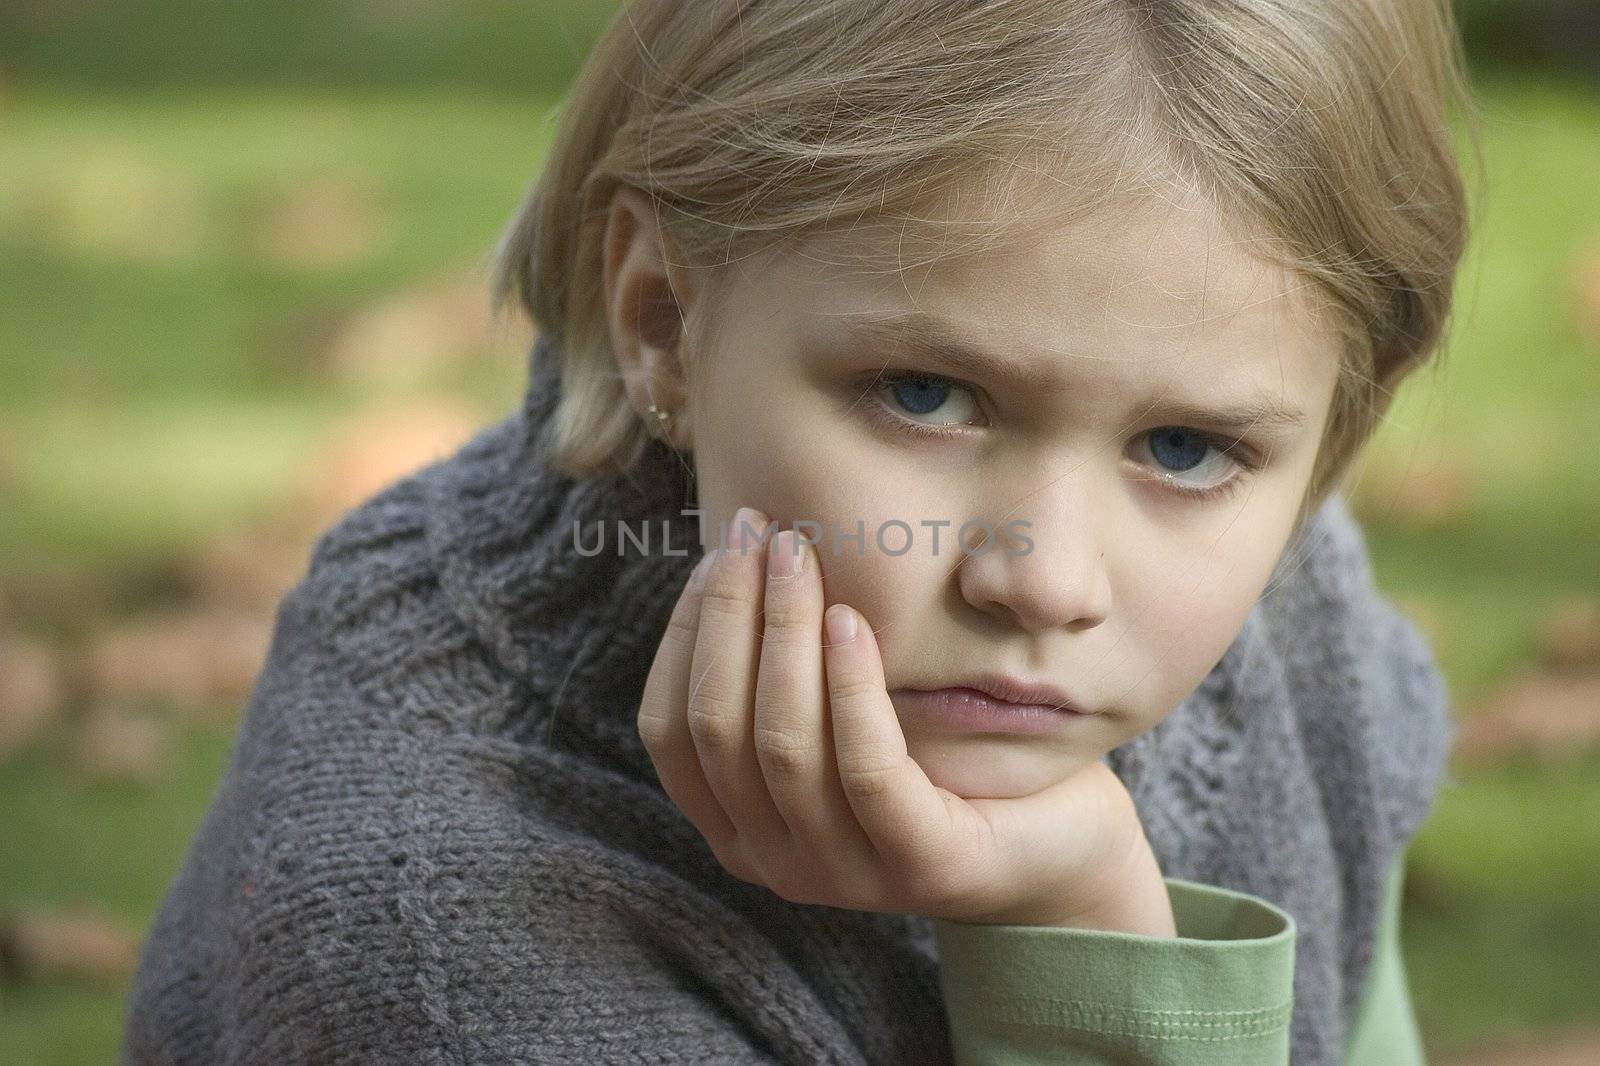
left=602, top=184, right=697, bottom=452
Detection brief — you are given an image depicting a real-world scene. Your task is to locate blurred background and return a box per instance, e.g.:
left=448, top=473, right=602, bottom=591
left=0, top=2, right=1596, bottom=1062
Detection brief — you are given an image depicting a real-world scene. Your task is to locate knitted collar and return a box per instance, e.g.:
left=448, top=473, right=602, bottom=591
left=420, top=333, right=1453, bottom=1065
left=423, top=334, right=702, bottom=754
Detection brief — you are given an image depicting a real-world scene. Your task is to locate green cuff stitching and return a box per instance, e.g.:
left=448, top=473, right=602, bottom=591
left=980, top=994, right=1294, bottom=1041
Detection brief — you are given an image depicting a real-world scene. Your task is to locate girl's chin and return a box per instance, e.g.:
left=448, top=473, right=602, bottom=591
left=904, top=733, right=1096, bottom=801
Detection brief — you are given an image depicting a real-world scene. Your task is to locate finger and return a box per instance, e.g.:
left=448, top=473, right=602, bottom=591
left=688, top=509, right=793, bottom=868
left=754, top=530, right=879, bottom=870
left=637, top=550, right=740, bottom=850
left=823, top=603, right=957, bottom=876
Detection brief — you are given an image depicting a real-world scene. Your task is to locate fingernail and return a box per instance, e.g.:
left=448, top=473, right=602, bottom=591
left=731, top=507, right=767, bottom=555
left=768, top=530, right=801, bottom=579
left=689, top=550, right=715, bottom=590
left=825, top=603, right=856, bottom=643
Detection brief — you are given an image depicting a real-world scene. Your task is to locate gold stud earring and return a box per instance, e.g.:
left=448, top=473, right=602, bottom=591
left=646, top=402, right=674, bottom=439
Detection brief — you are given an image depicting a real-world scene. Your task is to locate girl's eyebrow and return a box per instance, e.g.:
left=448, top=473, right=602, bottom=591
left=831, top=308, right=1310, bottom=437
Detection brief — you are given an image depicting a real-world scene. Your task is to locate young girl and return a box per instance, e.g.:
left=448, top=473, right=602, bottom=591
left=122, top=1, right=1472, bottom=1063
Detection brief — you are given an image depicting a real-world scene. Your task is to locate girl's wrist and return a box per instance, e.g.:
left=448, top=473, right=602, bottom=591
left=959, top=829, right=1176, bottom=936
left=1053, top=841, right=1176, bottom=937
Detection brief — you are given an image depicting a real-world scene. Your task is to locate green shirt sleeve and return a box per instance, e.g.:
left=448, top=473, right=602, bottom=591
left=931, top=861, right=1419, bottom=1065
left=1343, top=860, right=1427, bottom=1066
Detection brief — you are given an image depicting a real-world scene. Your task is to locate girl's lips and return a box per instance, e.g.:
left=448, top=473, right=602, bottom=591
left=890, top=687, right=1092, bottom=735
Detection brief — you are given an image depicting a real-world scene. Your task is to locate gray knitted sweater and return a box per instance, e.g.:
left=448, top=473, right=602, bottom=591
left=121, top=335, right=1455, bottom=1064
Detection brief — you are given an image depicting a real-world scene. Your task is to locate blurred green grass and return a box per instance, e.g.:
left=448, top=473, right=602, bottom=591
left=0, top=69, right=1597, bottom=1064
left=1360, top=74, right=1600, bottom=703
left=0, top=0, right=619, bottom=93
left=0, top=88, right=543, bottom=573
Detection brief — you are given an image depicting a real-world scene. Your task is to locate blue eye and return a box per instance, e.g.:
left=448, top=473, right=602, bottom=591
left=1148, top=427, right=1210, bottom=472
left=874, top=371, right=982, bottom=428
left=864, top=370, right=1260, bottom=504
left=890, top=374, right=949, bottom=415
left=1137, top=426, right=1258, bottom=502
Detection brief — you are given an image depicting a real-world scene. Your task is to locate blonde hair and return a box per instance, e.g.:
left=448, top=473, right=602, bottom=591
left=490, top=0, right=1478, bottom=533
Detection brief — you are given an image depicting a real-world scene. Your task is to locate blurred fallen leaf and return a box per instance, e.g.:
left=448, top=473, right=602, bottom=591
left=1453, top=667, right=1600, bottom=765
left=257, top=305, right=346, bottom=379
left=68, top=702, right=171, bottom=787
left=0, top=633, right=62, bottom=762
left=182, top=522, right=312, bottom=616
left=296, top=397, right=483, bottom=529
left=0, top=562, right=113, bottom=637
left=254, top=176, right=386, bottom=271
left=1569, top=240, right=1600, bottom=349
left=80, top=606, right=274, bottom=718
left=1347, top=444, right=1475, bottom=531
left=0, top=906, right=142, bottom=988
left=319, top=271, right=528, bottom=389
left=1535, top=594, right=1600, bottom=670
left=1441, top=1028, right=1600, bottom=1066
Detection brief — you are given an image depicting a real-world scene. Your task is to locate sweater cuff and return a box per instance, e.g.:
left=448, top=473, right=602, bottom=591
left=931, top=877, right=1296, bottom=1065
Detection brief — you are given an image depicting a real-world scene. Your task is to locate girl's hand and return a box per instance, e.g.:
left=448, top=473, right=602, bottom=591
left=637, top=507, right=1173, bottom=933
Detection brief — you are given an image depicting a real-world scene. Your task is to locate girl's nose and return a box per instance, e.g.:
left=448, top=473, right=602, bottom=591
left=953, top=495, right=1112, bottom=635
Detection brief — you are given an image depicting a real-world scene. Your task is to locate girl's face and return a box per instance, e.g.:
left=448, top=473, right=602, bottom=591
left=681, top=186, right=1341, bottom=800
